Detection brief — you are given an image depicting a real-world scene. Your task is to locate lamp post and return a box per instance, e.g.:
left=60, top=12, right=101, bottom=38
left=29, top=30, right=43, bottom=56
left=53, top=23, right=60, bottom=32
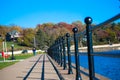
left=11, top=44, right=15, bottom=60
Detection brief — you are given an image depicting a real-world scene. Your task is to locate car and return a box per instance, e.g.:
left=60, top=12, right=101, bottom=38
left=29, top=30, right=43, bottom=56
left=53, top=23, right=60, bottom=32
left=22, top=50, right=28, bottom=54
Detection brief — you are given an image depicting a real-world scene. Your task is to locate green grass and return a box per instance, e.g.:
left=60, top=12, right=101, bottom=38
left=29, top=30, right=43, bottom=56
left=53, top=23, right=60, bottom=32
left=0, top=53, right=34, bottom=60
left=0, top=53, right=36, bottom=70
left=0, top=61, right=17, bottom=70
left=9, top=53, right=34, bottom=59
left=0, top=41, right=32, bottom=51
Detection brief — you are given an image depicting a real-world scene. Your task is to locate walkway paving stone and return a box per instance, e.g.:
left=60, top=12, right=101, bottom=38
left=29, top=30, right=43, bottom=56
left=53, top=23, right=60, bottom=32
left=0, top=54, right=59, bottom=80
left=0, top=53, right=108, bottom=80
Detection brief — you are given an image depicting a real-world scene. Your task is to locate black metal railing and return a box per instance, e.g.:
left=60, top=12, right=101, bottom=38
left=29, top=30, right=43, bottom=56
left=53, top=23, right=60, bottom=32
left=48, top=13, right=120, bottom=80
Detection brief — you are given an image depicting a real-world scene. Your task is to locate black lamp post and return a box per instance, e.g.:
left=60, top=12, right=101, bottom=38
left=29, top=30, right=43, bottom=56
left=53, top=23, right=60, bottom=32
left=11, top=44, right=15, bottom=60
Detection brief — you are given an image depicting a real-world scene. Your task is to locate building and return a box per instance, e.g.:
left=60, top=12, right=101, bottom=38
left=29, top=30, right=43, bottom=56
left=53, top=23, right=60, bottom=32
left=6, top=30, right=22, bottom=41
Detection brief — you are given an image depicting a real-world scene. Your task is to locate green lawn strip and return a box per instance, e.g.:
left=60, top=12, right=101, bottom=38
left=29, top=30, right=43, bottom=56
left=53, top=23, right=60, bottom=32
left=0, top=53, right=33, bottom=60
left=9, top=53, right=34, bottom=59
left=0, top=51, right=42, bottom=61
left=0, top=61, right=18, bottom=70
left=0, top=41, right=30, bottom=51
left=0, top=53, right=35, bottom=70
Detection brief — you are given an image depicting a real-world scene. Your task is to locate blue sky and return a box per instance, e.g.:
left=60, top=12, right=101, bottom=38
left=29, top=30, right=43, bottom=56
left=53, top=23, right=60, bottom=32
left=0, top=0, right=120, bottom=28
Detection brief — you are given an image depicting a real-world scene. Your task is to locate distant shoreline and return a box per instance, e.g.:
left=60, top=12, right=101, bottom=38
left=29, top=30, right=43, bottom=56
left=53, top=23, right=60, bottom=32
left=71, top=43, right=120, bottom=52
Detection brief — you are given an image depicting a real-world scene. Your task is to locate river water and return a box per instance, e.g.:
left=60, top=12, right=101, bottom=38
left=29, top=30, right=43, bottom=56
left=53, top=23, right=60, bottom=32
left=70, top=50, right=120, bottom=80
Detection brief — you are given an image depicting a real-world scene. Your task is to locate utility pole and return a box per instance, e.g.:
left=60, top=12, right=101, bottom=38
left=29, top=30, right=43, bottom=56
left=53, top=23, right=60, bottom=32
left=34, top=37, right=36, bottom=47
left=5, top=40, right=8, bottom=55
left=2, top=41, right=5, bottom=61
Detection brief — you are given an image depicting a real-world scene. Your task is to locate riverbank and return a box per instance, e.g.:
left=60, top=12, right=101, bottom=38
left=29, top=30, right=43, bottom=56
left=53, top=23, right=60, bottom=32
left=71, top=43, right=120, bottom=52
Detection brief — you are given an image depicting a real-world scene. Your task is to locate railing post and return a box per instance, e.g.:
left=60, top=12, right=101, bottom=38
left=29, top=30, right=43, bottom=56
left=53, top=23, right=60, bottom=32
left=58, top=39, right=61, bottom=65
left=56, top=40, right=59, bottom=64
left=50, top=47, right=53, bottom=59
left=48, top=47, right=52, bottom=58
left=85, top=17, right=95, bottom=80
left=53, top=44, right=56, bottom=60
left=62, top=36, right=67, bottom=70
left=53, top=43, right=56, bottom=61
left=72, top=27, right=82, bottom=80
left=66, top=33, right=73, bottom=74
left=59, top=38, right=63, bottom=67
left=55, top=41, right=57, bottom=62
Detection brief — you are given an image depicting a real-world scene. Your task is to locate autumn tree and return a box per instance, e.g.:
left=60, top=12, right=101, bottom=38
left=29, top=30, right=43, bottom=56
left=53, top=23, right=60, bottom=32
left=0, top=25, right=10, bottom=38
left=72, top=20, right=84, bottom=31
left=92, top=22, right=120, bottom=44
left=18, top=28, right=35, bottom=47
left=10, top=26, right=22, bottom=32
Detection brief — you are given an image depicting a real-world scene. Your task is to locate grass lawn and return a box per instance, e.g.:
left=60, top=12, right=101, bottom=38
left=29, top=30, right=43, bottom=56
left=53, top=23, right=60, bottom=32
left=0, top=53, right=34, bottom=60
left=0, top=53, right=37, bottom=70
left=0, top=61, right=17, bottom=70
left=0, top=41, right=32, bottom=51
left=9, top=53, right=34, bottom=59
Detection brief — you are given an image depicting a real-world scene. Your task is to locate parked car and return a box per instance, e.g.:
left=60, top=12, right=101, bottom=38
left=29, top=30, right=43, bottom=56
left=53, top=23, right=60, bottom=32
left=22, top=50, right=28, bottom=54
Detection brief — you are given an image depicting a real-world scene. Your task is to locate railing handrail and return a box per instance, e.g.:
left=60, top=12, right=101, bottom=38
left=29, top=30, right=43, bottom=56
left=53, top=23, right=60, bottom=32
left=77, top=13, right=120, bottom=37
left=48, top=14, right=120, bottom=80
left=92, top=13, right=120, bottom=30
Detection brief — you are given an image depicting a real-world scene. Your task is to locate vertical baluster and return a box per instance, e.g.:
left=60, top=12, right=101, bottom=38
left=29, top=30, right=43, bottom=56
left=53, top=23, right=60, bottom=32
left=57, top=41, right=59, bottom=64
left=85, top=17, right=95, bottom=80
left=55, top=41, right=57, bottom=62
left=72, top=27, right=82, bottom=80
left=56, top=40, right=58, bottom=63
left=59, top=38, right=63, bottom=67
left=58, top=39, right=60, bottom=65
left=66, top=33, right=73, bottom=74
left=62, top=36, right=67, bottom=70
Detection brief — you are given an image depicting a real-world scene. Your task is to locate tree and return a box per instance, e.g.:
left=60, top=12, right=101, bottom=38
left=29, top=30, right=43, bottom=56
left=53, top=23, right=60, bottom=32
left=18, top=28, right=35, bottom=47
left=72, top=21, right=84, bottom=31
left=35, top=29, right=47, bottom=49
left=10, top=26, right=22, bottom=32
left=0, top=25, right=10, bottom=38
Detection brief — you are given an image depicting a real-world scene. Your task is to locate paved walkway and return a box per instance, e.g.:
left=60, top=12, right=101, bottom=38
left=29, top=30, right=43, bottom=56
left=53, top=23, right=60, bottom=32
left=0, top=54, right=59, bottom=80
left=0, top=54, right=108, bottom=80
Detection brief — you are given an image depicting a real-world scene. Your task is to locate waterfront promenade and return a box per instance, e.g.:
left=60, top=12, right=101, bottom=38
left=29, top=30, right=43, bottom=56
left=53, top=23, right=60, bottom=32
left=0, top=54, right=108, bottom=80
left=0, top=54, right=59, bottom=80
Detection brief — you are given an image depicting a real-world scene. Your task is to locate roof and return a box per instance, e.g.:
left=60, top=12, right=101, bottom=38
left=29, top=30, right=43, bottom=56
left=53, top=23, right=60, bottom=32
left=7, top=30, right=19, bottom=36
